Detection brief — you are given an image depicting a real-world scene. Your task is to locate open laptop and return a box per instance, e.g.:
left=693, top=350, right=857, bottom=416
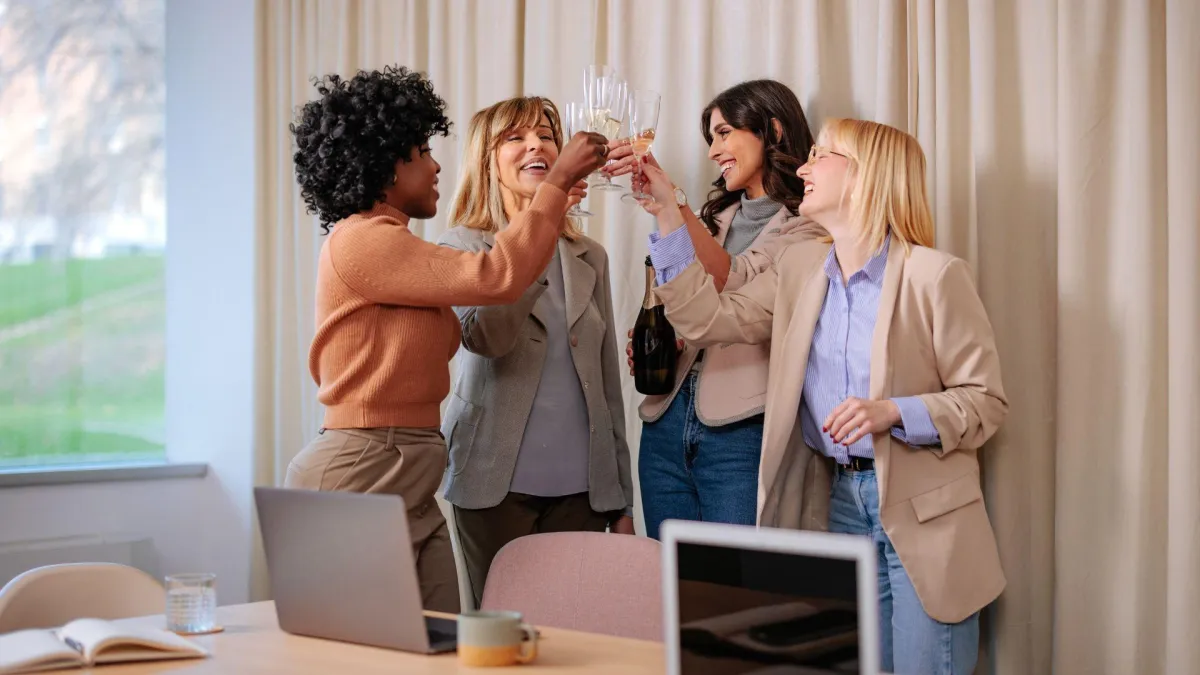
left=661, top=520, right=879, bottom=675
left=253, top=487, right=457, bottom=654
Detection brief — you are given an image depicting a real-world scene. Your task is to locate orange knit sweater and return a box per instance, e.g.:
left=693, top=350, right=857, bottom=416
left=309, top=183, right=568, bottom=429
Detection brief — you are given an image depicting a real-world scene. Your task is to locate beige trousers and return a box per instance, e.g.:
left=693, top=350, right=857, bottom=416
left=284, top=426, right=460, bottom=613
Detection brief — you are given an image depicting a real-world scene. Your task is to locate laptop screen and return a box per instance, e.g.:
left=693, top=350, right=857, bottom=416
left=675, top=540, right=862, bottom=674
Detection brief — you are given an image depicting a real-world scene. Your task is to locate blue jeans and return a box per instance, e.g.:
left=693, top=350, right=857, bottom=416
left=829, top=468, right=979, bottom=675
left=638, top=371, right=762, bottom=540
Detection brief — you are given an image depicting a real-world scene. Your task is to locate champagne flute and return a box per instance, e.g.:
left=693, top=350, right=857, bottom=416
left=562, top=101, right=593, bottom=218
left=621, top=89, right=661, bottom=204
left=585, top=75, right=626, bottom=191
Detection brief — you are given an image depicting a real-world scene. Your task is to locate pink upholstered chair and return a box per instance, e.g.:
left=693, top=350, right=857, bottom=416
left=479, top=531, right=663, bottom=642
left=0, top=563, right=164, bottom=632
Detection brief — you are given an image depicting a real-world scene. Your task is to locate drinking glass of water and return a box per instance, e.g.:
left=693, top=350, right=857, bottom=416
left=165, top=573, right=217, bottom=634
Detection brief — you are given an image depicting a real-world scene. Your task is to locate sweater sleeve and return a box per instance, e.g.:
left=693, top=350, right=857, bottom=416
left=329, top=184, right=567, bottom=307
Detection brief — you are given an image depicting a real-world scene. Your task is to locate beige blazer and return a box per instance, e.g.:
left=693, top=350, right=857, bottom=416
left=655, top=240, right=1008, bottom=623
left=638, top=204, right=825, bottom=425
left=437, top=226, right=632, bottom=513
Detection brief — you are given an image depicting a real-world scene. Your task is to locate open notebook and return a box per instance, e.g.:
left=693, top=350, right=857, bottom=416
left=0, top=619, right=209, bottom=674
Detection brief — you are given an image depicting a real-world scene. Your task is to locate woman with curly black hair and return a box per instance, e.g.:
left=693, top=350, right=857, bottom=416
left=283, top=65, right=608, bottom=612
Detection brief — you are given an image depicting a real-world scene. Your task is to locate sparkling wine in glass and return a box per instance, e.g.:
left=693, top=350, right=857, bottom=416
left=586, top=77, right=626, bottom=191
left=562, top=101, right=593, bottom=218
left=621, top=89, right=662, bottom=204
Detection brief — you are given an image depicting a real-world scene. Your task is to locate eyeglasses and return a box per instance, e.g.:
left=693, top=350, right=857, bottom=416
left=806, top=145, right=849, bottom=164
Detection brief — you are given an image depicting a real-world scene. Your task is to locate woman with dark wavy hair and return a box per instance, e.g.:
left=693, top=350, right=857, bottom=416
left=283, top=66, right=607, bottom=611
left=604, top=80, right=825, bottom=539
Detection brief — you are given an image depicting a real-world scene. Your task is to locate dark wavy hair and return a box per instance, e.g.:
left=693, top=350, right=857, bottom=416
left=291, top=65, right=452, bottom=232
left=699, top=80, right=814, bottom=235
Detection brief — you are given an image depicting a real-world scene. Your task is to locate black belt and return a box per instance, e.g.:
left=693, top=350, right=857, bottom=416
left=837, top=456, right=875, bottom=472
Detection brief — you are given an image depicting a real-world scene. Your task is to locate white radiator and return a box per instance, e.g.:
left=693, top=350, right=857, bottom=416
left=0, top=535, right=158, bottom=589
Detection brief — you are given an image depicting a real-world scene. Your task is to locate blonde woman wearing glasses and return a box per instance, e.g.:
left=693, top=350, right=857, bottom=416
left=437, top=97, right=634, bottom=608
left=644, top=119, right=1007, bottom=674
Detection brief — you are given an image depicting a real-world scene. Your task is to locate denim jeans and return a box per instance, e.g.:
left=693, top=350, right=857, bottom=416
left=638, top=371, right=762, bottom=540
left=829, top=468, right=980, bottom=675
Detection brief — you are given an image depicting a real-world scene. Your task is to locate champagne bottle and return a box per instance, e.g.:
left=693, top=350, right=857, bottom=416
left=632, top=255, right=678, bottom=395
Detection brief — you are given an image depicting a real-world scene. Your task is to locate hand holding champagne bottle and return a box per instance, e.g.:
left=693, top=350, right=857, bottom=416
left=626, top=330, right=685, bottom=376
left=629, top=256, right=679, bottom=395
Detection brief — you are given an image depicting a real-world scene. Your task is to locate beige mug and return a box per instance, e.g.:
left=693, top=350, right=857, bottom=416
left=457, top=610, right=539, bottom=667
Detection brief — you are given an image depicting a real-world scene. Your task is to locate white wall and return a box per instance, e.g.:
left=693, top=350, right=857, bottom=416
left=0, top=0, right=259, bottom=606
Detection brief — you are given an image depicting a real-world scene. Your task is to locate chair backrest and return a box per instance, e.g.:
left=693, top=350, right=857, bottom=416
left=480, top=532, right=662, bottom=642
left=0, top=563, right=164, bottom=632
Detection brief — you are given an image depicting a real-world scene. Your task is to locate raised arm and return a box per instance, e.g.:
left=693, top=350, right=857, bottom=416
left=437, top=228, right=550, bottom=358
left=636, top=159, right=826, bottom=293
left=653, top=260, right=779, bottom=348
left=633, top=157, right=739, bottom=290
left=329, top=132, right=608, bottom=309
left=723, top=217, right=825, bottom=291
left=648, top=213, right=826, bottom=290
left=330, top=183, right=565, bottom=308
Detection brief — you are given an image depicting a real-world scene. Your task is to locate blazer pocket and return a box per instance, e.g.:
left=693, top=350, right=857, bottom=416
left=910, top=471, right=984, bottom=523
left=446, top=395, right=481, bottom=476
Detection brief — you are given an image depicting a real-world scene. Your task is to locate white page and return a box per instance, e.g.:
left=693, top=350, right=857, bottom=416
left=0, top=629, right=82, bottom=674
left=58, top=619, right=207, bottom=664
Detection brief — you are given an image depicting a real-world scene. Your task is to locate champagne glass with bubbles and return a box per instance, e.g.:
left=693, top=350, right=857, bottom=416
left=621, top=89, right=662, bottom=204
left=583, top=65, right=625, bottom=191
left=562, top=101, right=593, bottom=218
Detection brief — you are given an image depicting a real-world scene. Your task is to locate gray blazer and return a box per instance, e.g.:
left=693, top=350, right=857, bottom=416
left=436, top=226, right=633, bottom=513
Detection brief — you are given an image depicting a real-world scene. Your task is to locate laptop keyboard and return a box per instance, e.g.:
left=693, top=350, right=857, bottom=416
left=425, top=615, right=458, bottom=645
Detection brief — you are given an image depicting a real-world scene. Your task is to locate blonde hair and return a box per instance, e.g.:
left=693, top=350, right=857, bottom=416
left=449, top=96, right=581, bottom=241
left=819, top=118, right=935, bottom=254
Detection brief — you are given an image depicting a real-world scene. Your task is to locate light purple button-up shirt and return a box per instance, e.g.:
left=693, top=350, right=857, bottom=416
left=801, top=237, right=940, bottom=463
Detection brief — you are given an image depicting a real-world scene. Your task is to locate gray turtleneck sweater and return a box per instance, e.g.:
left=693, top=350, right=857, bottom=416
left=722, top=194, right=784, bottom=256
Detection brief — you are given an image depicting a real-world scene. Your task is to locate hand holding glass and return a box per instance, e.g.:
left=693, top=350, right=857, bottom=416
left=584, top=68, right=626, bottom=191
left=561, top=102, right=593, bottom=218
left=621, top=90, right=662, bottom=204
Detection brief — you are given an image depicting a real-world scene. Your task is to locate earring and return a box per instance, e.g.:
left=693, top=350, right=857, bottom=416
left=391, top=173, right=398, bottom=185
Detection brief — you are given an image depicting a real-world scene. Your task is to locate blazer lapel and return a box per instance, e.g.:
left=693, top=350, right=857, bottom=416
left=779, top=265, right=831, bottom=406
left=761, top=261, right=830, bottom=493
left=561, top=237, right=595, bottom=329
left=869, top=241, right=905, bottom=398
left=530, top=289, right=550, bottom=332
left=869, top=241, right=906, bottom=498
left=712, top=203, right=739, bottom=247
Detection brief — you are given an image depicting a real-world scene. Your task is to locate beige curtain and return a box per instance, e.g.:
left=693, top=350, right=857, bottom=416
left=255, top=2, right=1200, bottom=673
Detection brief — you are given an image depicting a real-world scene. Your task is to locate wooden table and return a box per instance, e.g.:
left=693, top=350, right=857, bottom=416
left=53, top=601, right=666, bottom=674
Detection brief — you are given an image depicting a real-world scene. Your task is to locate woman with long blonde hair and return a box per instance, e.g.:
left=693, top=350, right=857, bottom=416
left=437, top=97, right=634, bottom=608
left=648, top=119, right=1008, bottom=674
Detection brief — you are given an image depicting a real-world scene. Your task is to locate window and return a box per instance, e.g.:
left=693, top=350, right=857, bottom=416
left=0, top=0, right=166, bottom=469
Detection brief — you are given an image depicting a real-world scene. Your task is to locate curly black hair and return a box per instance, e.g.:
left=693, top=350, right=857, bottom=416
left=290, top=65, right=452, bottom=231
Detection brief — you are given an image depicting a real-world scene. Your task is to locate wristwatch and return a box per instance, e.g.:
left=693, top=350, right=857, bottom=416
left=673, top=186, right=687, bottom=208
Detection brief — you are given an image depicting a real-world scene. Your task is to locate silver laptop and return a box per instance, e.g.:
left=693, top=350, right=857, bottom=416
left=253, top=487, right=457, bottom=654
left=661, top=520, right=880, bottom=675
